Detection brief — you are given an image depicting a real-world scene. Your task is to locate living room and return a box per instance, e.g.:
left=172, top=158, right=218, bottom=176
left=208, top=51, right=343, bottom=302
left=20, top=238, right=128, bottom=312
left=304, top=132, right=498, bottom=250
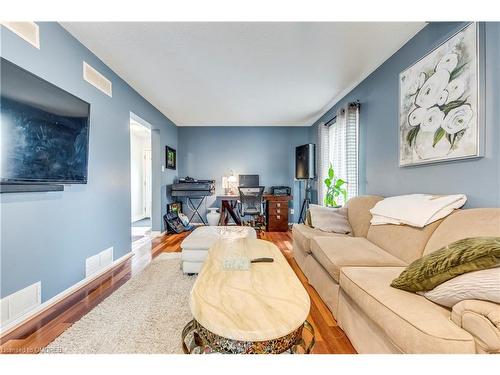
left=0, top=0, right=499, bottom=373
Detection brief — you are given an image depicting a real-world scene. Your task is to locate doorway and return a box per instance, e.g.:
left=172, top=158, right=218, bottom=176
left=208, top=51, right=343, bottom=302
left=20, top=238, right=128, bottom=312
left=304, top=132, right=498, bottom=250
left=130, top=117, right=152, bottom=244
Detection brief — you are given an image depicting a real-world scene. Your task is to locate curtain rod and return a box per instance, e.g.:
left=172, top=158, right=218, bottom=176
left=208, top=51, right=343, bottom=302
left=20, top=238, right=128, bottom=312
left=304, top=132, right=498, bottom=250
left=324, top=100, right=360, bottom=126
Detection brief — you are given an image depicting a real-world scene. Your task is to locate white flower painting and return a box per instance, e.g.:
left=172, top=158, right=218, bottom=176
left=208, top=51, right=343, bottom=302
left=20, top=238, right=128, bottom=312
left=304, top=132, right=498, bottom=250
left=399, top=23, right=482, bottom=166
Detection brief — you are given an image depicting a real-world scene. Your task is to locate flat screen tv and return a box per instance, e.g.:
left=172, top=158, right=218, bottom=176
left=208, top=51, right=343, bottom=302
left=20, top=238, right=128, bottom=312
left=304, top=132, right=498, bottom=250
left=1, top=58, right=90, bottom=184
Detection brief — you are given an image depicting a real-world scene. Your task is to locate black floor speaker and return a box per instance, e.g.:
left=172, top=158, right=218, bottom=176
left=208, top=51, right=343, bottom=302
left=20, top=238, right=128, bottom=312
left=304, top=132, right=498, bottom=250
left=295, top=143, right=316, bottom=180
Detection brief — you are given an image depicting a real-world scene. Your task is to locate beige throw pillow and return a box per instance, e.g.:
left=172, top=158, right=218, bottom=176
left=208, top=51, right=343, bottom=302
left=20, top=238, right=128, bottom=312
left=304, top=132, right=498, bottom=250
left=419, top=267, right=500, bottom=308
left=308, top=204, right=352, bottom=234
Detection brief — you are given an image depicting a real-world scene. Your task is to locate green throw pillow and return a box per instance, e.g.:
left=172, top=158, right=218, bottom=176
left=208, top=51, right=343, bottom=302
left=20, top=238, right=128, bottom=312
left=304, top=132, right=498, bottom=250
left=391, top=237, right=500, bottom=292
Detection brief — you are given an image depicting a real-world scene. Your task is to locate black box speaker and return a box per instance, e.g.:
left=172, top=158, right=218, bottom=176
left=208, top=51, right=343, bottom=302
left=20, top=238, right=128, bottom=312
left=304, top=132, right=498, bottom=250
left=295, top=144, right=316, bottom=180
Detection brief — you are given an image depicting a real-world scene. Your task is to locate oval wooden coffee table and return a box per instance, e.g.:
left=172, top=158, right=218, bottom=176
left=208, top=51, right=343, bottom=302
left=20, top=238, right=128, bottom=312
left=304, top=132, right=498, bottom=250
left=182, top=238, right=314, bottom=354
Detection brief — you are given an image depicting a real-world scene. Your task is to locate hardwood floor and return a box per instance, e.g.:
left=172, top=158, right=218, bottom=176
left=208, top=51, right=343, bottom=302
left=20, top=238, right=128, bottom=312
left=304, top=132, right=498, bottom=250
left=0, top=230, right=355, bottom=354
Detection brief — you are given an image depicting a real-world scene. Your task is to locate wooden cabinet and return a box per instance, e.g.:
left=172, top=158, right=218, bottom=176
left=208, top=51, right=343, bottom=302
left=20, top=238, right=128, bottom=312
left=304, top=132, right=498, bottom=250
left=264, top=195, right=292, bottom=232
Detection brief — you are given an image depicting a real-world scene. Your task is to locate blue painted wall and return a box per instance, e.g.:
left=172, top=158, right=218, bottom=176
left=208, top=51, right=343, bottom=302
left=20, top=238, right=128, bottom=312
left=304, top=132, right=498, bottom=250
left=310, top=22, right=500, bottom=208
left=178, top=126, right=310, bottom=223
left=0, top=22, right=178, bottom=303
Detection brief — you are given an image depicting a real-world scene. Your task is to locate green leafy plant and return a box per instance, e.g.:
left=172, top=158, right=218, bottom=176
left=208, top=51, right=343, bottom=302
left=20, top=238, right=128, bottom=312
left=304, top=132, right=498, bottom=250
left=324, top=164, right=347, bottom=207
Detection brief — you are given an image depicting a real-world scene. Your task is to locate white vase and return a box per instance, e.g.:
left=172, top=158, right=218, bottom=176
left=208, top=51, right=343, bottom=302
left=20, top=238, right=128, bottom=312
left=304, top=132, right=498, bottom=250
left=414, top=130, right=451, bottom=160
left=206, top=207, right=220, bottom=226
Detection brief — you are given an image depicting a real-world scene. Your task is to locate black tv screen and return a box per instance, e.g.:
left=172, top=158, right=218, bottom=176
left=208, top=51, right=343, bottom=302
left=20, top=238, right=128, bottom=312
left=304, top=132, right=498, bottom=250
left=1, top=58, right=90, bottom=184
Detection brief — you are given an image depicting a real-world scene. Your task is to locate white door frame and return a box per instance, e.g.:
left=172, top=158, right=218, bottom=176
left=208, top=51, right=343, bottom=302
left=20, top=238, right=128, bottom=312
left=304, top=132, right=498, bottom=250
left=142, top=148, right=152, bottom=218
left=130, top=112, right=152, bottom=225
left=130, top=112, right=162, bottom=233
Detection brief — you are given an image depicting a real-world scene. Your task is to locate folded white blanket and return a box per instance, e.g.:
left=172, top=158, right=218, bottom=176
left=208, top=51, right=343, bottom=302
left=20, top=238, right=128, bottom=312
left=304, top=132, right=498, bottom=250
left=370, top=194, right=467, bottom=228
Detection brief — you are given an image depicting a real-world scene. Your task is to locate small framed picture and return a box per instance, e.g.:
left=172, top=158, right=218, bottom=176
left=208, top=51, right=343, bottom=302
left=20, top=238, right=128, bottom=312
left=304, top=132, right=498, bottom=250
left=167, top=202, right=182, bottom=214
left=166, top=146, right=176, bottom=170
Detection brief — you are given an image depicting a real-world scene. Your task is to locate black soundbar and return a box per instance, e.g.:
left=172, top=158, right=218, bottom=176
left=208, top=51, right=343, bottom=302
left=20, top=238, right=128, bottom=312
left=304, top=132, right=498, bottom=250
left=0, top=183, right=64, bottom=193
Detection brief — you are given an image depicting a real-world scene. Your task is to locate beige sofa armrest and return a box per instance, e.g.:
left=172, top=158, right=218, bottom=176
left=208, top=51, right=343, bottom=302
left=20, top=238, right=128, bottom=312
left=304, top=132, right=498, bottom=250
left=451, top=300, right=500, bottom=353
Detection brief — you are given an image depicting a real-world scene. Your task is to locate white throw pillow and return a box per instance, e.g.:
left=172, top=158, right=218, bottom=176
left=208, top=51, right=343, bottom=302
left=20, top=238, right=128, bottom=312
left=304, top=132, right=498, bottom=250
left=419, top=267, right=500, bottom=308
left=308, top=204, right=352, bottom=234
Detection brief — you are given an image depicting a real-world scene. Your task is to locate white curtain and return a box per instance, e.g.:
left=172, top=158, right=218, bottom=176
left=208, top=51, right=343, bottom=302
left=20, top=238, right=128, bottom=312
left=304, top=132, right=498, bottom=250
left=327, top=104, right=359, bottom=206
left=345, top=104, right=359, bottom=200
left=317, top=122, right=329, bottom=206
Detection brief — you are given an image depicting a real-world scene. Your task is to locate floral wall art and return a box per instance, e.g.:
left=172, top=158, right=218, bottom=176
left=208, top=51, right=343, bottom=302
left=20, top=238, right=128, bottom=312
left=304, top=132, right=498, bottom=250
left=399, top=23, right=482, bottom=166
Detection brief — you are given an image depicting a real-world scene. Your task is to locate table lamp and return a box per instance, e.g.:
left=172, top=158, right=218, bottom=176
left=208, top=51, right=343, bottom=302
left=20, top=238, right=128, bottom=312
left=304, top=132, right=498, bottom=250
left=227, top=175, right=238, bottom=195
left=222, top=176, right=229, bottom=193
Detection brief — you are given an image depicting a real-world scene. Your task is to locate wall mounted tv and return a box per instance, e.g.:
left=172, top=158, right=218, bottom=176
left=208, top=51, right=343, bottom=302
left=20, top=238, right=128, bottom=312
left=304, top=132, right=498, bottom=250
left=1, top=58, right=90, bottom=186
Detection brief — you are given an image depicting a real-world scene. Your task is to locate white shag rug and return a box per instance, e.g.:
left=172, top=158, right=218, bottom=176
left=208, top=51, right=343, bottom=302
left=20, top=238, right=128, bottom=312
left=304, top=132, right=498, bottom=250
left=43, top=253, right=196, bottom=354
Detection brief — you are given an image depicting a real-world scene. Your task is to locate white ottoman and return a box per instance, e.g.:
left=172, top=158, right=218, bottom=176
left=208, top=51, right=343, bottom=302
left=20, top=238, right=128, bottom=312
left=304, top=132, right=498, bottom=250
left=181, top=226, right=257, bottom=274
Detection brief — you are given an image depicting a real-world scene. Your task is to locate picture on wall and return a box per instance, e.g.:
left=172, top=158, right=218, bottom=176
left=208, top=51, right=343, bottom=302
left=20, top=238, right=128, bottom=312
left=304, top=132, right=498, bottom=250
left=167, top=202, right=182, bottom=214
left=166, top=146, right=176, bottom=170
left=399, top=23, right=483, bottom=166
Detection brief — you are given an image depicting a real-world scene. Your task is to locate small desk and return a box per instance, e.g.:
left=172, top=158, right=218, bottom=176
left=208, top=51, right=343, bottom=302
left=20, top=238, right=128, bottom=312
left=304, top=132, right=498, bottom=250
left=217, top=195, right=241, bottom=226
left=217, top=194, right=292, bottom=232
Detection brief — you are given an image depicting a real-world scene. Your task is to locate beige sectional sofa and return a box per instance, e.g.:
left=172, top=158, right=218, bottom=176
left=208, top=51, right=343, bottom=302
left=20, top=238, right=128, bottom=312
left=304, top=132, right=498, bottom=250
left=292, top=195, right=500, bottom=354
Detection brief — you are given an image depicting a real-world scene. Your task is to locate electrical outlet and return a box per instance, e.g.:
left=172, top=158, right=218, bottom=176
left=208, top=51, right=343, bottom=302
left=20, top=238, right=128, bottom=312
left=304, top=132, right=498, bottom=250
left=86, top=247, right=114, bottom=277
left=290, top=208, right=294, bottom=215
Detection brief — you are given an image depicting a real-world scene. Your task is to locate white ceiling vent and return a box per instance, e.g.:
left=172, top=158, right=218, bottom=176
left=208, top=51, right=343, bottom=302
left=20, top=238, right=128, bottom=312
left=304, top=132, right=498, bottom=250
left=1, top=22, right=40, bottom=49
left=83, top=61, right=112, bottom=97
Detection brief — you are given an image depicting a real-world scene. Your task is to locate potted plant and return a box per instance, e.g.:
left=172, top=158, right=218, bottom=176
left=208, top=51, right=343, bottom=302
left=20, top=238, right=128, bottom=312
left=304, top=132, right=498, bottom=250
left=324, top=164, right=347, bottom=207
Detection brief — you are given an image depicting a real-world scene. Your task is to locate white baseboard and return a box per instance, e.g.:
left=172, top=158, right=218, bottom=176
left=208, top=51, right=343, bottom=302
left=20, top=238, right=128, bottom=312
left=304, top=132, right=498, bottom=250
left=0, top=251, right=133, bottom=338
left=131, top=215, right=147, bottom=223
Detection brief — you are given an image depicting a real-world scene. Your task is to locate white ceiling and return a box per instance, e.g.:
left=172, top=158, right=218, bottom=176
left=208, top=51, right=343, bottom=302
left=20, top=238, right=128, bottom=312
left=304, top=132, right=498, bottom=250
left=61, top=22, right=426, bottom=127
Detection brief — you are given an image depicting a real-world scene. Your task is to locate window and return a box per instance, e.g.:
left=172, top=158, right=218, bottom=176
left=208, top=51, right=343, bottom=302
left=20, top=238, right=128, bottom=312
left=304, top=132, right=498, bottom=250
left=318, top=103, right=359, bottom=206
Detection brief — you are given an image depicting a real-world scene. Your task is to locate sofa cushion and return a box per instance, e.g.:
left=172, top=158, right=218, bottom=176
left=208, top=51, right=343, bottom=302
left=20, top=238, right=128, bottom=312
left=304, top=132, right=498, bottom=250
left=424, top=208, right=500, bottom=256
left=346, top=195, right=384, bottom=237
left=339, top=267, right=476, bottom=353
left=310, top=237, right=406, bottom=282
left=292, top=224, right=347, bottom=255
left=366, top=219, right=442, bottom=264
